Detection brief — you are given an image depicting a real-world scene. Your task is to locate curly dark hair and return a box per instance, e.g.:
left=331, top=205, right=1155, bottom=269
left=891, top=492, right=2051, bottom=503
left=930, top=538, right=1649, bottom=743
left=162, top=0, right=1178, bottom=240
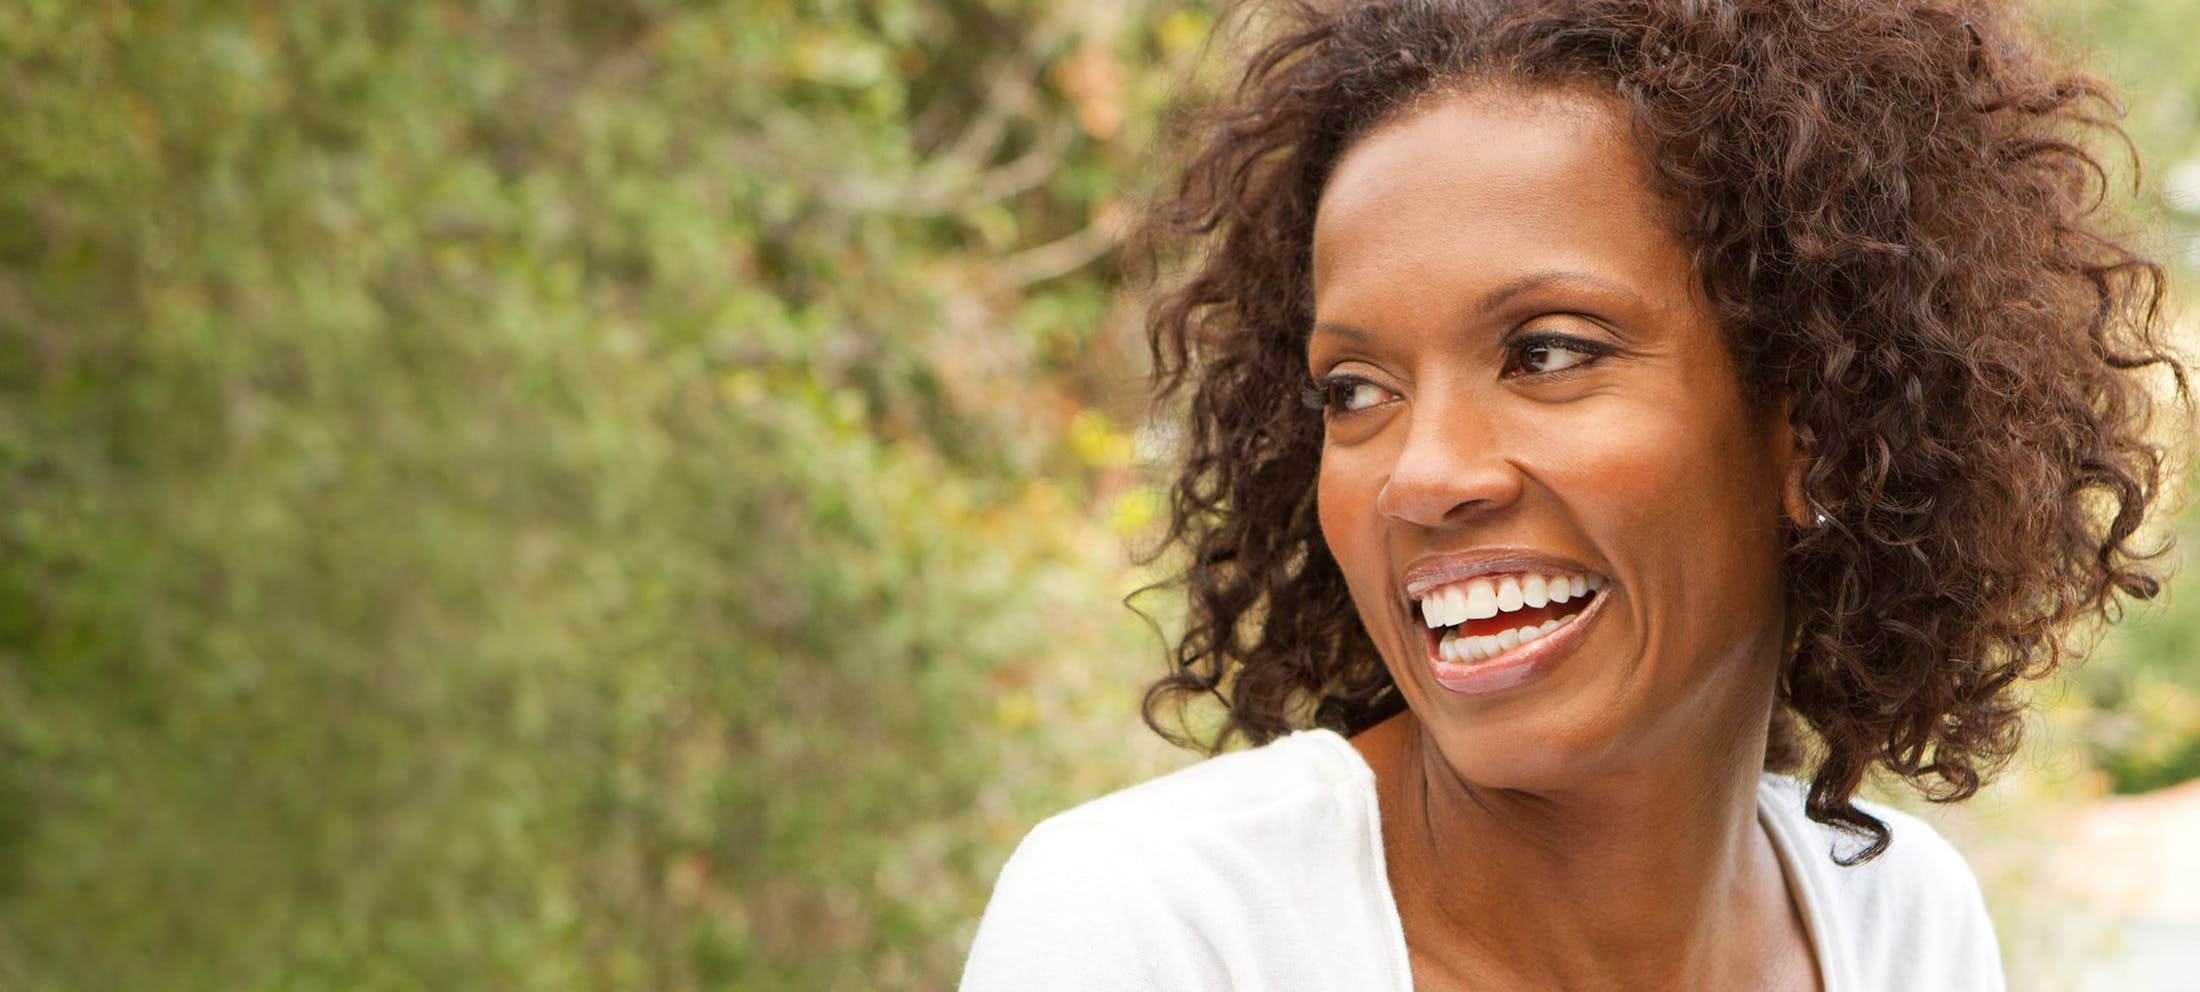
left=1135, top=0, right=2184, bottom=861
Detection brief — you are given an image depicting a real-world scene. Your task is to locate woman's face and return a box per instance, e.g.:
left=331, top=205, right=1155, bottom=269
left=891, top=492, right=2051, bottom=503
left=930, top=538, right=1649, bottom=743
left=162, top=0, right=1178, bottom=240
left=1309, top=87, right=1796, bottom=790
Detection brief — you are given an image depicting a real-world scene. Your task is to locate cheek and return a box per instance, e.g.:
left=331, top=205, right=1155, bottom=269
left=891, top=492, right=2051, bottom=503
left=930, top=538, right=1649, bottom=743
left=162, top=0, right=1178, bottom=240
left=1568, top=398, right=1786, bottom=598
left=1315, top=449, right=1368, bottom=566
left=1316, top=446, right=1392, bottom=606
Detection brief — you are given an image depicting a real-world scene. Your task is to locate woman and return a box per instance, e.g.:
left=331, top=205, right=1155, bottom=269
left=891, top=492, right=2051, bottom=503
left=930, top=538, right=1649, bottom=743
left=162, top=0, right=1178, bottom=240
left=964, top=1, right=2181, bottom=988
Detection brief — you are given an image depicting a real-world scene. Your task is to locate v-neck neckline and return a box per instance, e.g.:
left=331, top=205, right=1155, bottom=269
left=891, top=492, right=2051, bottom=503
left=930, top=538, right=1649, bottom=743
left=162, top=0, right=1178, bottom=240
left=1307, top=729, right=1839, bottom=991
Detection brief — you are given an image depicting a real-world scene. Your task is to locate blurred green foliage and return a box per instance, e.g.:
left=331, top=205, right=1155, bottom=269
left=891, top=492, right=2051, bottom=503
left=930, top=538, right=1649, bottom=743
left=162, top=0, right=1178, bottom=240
left=0, top=1, right=2195, bottom=989
left=0, top=1, right=1199, bottom=987
left=2038, top=0, right=2200, bottom=793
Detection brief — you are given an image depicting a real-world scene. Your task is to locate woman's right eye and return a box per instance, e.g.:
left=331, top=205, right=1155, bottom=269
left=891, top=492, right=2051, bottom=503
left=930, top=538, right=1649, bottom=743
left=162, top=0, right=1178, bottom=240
left=1303, top=376, right=1395, bottom=415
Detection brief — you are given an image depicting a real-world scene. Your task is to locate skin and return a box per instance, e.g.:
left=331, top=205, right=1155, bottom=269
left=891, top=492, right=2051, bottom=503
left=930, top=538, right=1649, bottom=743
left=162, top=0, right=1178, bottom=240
left=1309, top=86, right=1820, bottom=990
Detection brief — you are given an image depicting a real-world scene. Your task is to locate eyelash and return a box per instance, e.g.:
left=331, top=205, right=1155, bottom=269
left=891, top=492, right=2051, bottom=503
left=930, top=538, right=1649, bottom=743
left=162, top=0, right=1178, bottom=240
left=1301, top=375, right=1383, bottom=413
left=1502, top=331, right=1614, bottom=377
left=1303, top=331, right=1615, bottom=415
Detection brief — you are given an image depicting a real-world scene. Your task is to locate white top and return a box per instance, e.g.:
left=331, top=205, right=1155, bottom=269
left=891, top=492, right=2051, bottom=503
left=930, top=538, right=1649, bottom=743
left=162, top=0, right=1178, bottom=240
left=961, top=729, right=2005, bottom=991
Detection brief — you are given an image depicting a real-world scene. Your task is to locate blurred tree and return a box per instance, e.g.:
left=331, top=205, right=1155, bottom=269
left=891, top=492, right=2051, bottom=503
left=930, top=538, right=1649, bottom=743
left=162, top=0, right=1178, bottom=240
left=2035, top=0, right=2200, bottom=794
left=0, top=1, right=1205, bottom=988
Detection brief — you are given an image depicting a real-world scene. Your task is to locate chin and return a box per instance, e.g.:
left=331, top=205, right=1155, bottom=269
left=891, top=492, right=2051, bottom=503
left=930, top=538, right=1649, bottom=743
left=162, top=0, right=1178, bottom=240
left=1416, top=707, right=1620, bottom=794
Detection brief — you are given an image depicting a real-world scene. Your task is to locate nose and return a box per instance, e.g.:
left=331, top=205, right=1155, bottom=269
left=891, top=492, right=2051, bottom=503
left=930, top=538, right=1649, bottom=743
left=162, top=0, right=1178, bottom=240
left=1374, top=398, right=1524, bottom=528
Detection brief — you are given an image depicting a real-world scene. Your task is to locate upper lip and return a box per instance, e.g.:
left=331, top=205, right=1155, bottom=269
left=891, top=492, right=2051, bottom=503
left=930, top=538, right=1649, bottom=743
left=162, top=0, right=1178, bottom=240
left=1400, top=546, right=1599, bottom=600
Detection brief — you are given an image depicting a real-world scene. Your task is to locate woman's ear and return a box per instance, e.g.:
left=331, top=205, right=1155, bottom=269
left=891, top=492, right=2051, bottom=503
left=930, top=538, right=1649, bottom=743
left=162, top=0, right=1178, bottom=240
left=1771, top=395, right=1816, bottom=528
left=1782, top=454, right=1814, bottom=528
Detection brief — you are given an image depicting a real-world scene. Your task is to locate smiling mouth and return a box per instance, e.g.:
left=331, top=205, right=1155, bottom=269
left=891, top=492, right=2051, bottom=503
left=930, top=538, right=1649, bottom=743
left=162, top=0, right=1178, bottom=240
left=1415, top=571, right=1605, bottom=666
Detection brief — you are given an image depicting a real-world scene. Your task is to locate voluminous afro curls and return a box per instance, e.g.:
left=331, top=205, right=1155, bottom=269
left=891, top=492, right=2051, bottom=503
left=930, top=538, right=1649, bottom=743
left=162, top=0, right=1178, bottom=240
left=1136, top=0, right=2185, bottom=860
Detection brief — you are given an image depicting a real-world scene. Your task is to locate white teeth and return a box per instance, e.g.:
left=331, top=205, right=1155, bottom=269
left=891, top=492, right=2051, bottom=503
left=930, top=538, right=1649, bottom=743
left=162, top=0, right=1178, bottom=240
left=1437, top=611, right=1585, bottom=666
left=1420, top=571, right=1606, bottom=636
left=1496, top=576, right=1524, bottom=612
left=1420, top=586, right=1471, bottom=629
left=1464, top=579, right=1499, bottom=619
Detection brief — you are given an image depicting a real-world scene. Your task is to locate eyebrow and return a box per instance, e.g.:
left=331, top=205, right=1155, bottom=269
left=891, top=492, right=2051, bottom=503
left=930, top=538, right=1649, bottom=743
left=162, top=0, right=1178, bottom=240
left=1476, top=269, right=1647, bottom=315
left=1309, top=269, right=1649, bottom=344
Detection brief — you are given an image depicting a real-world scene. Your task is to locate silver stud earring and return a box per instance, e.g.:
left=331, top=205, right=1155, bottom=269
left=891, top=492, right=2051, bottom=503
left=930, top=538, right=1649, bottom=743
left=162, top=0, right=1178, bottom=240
left=1814, top=513, right=1829, bottom=527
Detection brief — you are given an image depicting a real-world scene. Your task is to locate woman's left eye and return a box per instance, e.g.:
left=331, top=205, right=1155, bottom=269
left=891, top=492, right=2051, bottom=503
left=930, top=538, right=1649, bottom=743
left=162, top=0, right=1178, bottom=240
left=1503, top=334, right=1608, bottom=377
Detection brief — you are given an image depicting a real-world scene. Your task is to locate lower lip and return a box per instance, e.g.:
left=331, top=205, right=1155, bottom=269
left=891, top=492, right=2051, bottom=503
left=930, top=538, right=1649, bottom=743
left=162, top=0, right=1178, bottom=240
left=1420, top=589, right=1607, bottom=695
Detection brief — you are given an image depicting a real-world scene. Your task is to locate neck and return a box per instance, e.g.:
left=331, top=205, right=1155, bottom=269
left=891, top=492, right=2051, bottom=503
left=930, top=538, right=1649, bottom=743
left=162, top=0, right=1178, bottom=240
left=1358, top=710, right=1790, bottom=988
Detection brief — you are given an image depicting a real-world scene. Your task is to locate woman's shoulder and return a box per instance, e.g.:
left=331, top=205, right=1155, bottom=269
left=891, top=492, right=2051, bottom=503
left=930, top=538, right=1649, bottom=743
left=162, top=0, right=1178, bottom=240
left=987, top=729, right=1381, bottom=896
left=959, top=730, right=1408, bottom=991
left=1755, top=774, right=1983, bottom=884
left=1756, top=775, right=2006, bottom=990
left=1044, top=728, right=1373, bottom=833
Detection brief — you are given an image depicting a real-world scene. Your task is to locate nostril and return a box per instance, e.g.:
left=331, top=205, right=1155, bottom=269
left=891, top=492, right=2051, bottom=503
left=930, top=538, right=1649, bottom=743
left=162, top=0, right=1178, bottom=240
left=1376, top=418, right=1526, bottom=527
left=1377, top=475, right=1517, bottom=527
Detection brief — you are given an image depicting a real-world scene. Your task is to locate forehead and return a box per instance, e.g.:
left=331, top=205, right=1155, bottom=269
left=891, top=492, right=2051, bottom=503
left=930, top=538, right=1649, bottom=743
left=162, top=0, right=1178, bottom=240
left=1310, top=86, right=1685, bottom=307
